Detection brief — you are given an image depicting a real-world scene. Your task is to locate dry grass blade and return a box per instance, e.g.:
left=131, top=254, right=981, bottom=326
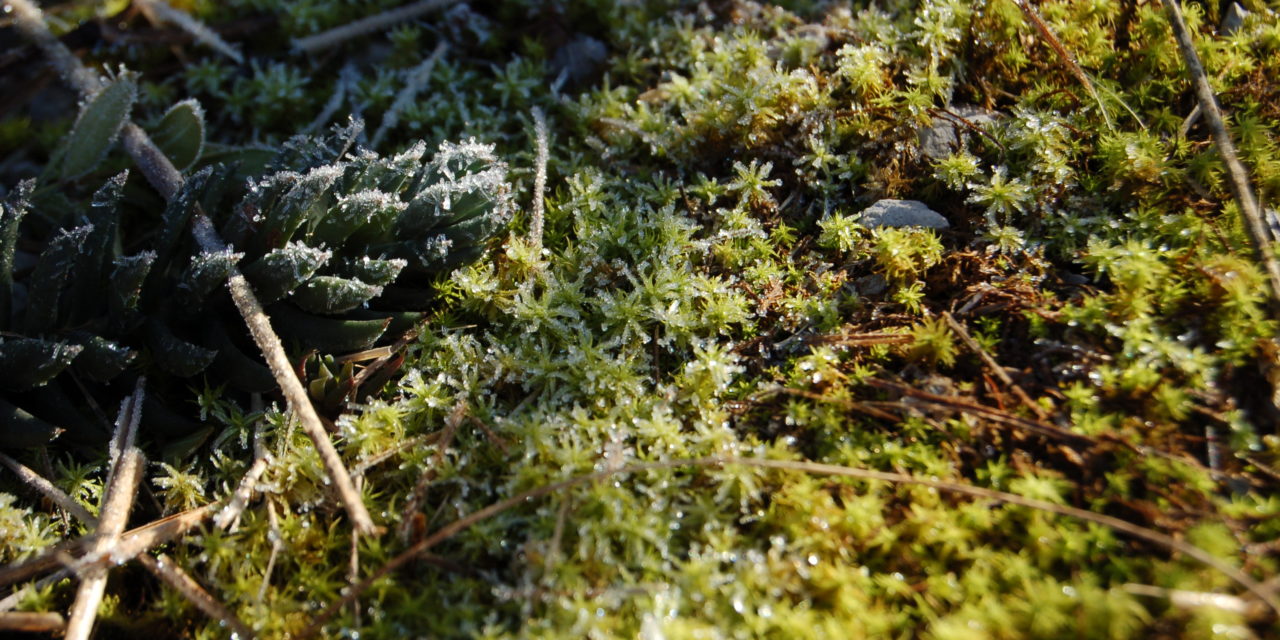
left=0, top=611, right=65, bottom=633
left=942, top=312, right=1047, bottom=420
left=529, top=106, right=549, bottom=252
left=214, top=421, right=272, bottom=531
left=303, top=456, right=1277, bottom=636
left=1123, top=583, right=1267, bottom=620
left=397, top=402, right=466, bottom=542
left=290, top=0, right=461, bottom=54
left=6, top=0, right=103, bottom=94
left=1160, top=0, right=1280, bottom=308
left=0, top=452, right=96, bottom=525
left=864, top=378, right=1096, bottom=446
left=64, top=384, right=146, bottom=639
left=1012, top=0, right=1113, bottom=131
left=0, top=505, right=214, bottom=592
left=135, top=0, right=244, bottom=63
left=803, top=332, right=913, bottom=347
left=371, top=41, right=447, bottom=148
left=137, top=554, right=255, bottom=639
left=64, top=447, right=143, bottom=640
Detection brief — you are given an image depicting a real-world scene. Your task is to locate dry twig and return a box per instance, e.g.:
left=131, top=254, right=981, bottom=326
left=942, top=311, right=1047, bottom=420
left=529, top=107, right=549, bottom=252
left=65, top=386, right=146, bottom=640
left=1160, top=0, right=1280, bottom=307
left=134, top=0, right=244, bottom=63
left=0, top=611, right=65, bottom=633
left=138, top=554, right=255, bottom=639
left=371, top=41, right=447, bottom=148
left=0, top=452, right=96, bottom=525
left=290, top=0, right=460, bottom=54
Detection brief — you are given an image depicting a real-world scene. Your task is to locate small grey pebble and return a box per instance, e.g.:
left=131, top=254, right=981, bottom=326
left=858, top=199, right=950, bottom=230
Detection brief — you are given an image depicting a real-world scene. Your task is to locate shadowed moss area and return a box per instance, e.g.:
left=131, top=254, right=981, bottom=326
left=1, top=0, right=1279, bottom=638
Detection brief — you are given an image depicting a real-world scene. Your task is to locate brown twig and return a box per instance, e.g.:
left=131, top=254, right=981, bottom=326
left=942, top=312, right=1047, bottom=420
left=397, top=402, right=466, bottom=542
left=864, top=378, right=1096, bottom=447
left=803, top=332, right=913, bottom=347
left=1160, top=0, right=1280, bottom=307
left=290, top=0, right=460, bottom=54
left=0, top=505, right=215, bottom=596
left=0, top=611, right=65, bottom=633
left=64, top=383, right=146, bottom=640
left=0, top=452, right=96, bottom=525
left=302, top=456, right=1279, bottom=636
left=529, top=106, right=549, bottom=252
left=1012, top=0, right=1114, bottom=130
left=137, top=554, right=255, bottom=639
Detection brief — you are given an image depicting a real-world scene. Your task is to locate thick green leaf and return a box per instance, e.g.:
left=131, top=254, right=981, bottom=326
left=0, top=337, right=83, bottom=391
left=331, top=257, right=407, bottom=287
left=24, top=225, right=93, bottom=333
left=146, top=319, right=216, bottom=377
left=0, top=180, right=32, bottom=329
left=25, top=384, right=109, bottom=446
left=204, top=322, right=276, bottom=393
left=68, top=173, right=127, bottom=324
left=153, top=166, right=214, bottom=273
left=257, top=165, right=343, bottom=251
left=142, top=395, right=204, bottom=438
left=312, top=189, right=404, bottom=246
left=150, top=99, right=205, bottom=172
left=269, top=303, right=389, bottom=353
left=70, top=333, right=136, bottom=382
left=0, top=397, right=62, bottom=448
left=289, top=276, right=382, bottom=315
left=175, top=248, right=242, bottom=309
left=241, top=242, right=331, bottom=304
left=55, top=74, right=137, bottom=181
left=109, top=251, right=156, bottom=320
left=347, top=309, right=423, bottom=337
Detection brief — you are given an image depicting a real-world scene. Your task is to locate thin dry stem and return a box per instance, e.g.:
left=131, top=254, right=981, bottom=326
left=371, top=41, right=447, bottom=149
left=942, top=312, right=1047, bottom=420
left=804, top=332, right=913, bottom=347
left=1160, top=0, right=1280, bottom=308
left=6, top=0, right=103, bottom=95
left=291, top=0, right=460, bottom=54
left=304, top=64, right=357, bottom=134
left=1123, top=583, right=1267, bottom=620
left=137, top=554, right=255, bottom=639
left=529, top=107, right=549, bottom=252
left=215, top=421, right=272, bottom=531
left=0, top=452, right=96, bottom=525
left=304, top=456, right=1278, bottom=636
left=397, top=402, right=466, bottom=542
left=0, top=505, right=214, bottom=594
left=257, top=500, right=283, bottom=602
left=1013, top=0, right=1113, bottom=130
left=64, top=446, right=143, bottom=640
left=135, top=0, right=244, bottom=63
left=0, top=611, right=65, bottom=633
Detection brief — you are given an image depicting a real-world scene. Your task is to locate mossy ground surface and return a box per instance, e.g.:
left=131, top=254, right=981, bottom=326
left=3, top=0, right=1280, bottom=638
